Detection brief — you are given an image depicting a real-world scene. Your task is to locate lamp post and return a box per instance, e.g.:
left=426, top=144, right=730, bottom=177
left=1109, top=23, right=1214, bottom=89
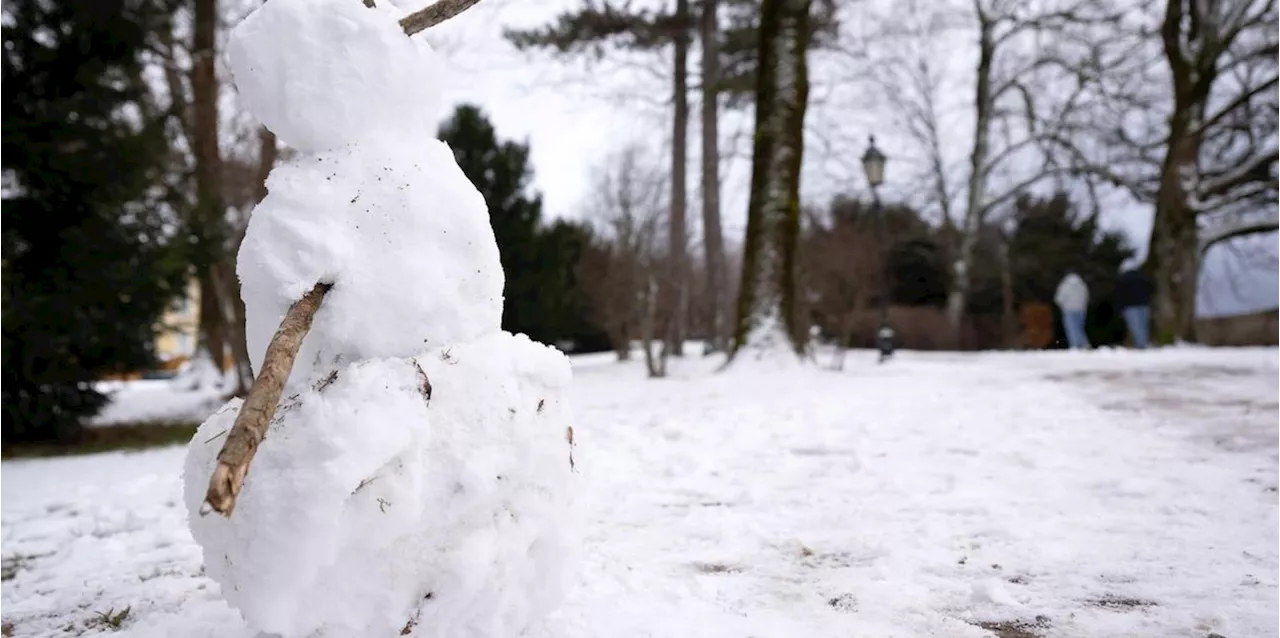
left=861, top=135, right=893, bottom=363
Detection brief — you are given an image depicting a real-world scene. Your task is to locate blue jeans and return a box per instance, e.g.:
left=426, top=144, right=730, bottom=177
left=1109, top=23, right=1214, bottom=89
left=1061, top=310, right=1090, bottom=349
left=1121, top=305, right=1150, bottom=349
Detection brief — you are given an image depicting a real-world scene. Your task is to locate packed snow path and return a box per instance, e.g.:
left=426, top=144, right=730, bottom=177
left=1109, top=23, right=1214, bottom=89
left=3, top=347, right=1277, bottom=637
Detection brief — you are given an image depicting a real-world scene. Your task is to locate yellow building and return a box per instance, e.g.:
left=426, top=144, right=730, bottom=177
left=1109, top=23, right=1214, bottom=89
left=154, top=277, right=201, bottom=368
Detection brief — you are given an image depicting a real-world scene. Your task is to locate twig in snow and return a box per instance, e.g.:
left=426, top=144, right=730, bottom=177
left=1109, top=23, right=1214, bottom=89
left=398, top=0, right=482, bottom=36
left=566, top=426, right=576, bottom=472
left=413, top=360, right=433, bottom=403
left=353, top=476, right=377, bottom=495
left=312, top=368, right=339, bottom=393
left=202, top=282, right=333, bottom=517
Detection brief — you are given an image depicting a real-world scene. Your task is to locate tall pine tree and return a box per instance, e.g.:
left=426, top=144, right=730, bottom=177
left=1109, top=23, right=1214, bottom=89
left=2, top=0, right=183, bottom=441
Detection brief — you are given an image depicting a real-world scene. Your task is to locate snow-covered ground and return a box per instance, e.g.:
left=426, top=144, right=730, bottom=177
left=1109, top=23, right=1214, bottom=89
left=89, top=380, right=225, bottom=427
left=3, top=346, right=1277, bottom=637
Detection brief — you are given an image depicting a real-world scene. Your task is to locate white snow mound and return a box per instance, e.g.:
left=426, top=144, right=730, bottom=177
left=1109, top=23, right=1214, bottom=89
left=183, top=333, right=576, bottom=638
left=237, top=140, right=504, bottom=381
left=227, top=0, right=444, bottom=153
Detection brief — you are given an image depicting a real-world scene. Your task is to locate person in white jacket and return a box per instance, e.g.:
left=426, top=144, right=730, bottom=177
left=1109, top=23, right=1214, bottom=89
left=1054, top=271, right=1090, bottom=349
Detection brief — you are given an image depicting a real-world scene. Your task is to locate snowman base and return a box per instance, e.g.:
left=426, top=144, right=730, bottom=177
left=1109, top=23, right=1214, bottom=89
left=184, top=333, right=576, bottom=638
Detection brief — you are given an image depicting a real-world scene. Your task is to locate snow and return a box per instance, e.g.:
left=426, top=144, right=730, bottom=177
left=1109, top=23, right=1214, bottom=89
left=233, top=0, right=502, bottom=380
left=4, top=347, right=1277, bottom=637
left=191, top=0, right=573, bottom=635
left=90, top=381, right=225, bottom=427
left=227, top=0, right=444, bottom=154
left=183, top=334, right=574, bottom=637
left=236, top=138, right=504, bottom=378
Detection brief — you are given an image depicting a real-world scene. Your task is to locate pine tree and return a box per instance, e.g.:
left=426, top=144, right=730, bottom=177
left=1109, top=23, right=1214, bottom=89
left=506, top=0, right=838, bottom=362
left=438, top=105, right=607, bottom=351
left=2, top=0, right=183, bottom=442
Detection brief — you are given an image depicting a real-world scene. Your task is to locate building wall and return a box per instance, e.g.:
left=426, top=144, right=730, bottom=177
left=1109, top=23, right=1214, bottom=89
left=1195, top=309, right=1280, bottom=346
left=155, top=277, right=200, bottom=364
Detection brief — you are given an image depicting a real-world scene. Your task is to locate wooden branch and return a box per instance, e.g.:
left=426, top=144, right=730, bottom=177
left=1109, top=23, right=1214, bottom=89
left=202, top=281, right=333, bottom=516
left=399, top=0, right=481, bottom=36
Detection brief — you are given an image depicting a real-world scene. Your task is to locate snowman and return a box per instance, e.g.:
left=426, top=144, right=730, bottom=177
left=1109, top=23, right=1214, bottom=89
left=180, top=0, right=578, bottom=636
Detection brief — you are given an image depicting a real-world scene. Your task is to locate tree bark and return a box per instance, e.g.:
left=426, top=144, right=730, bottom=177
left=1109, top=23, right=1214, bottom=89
left=1146, top=0, right=1215, bottom=344
left=203, top=282, right=332, bottom=516
left=192, top=0, right=230, bottom=376
left=663, top=0, right=691, bottom=359
left=699, top=0, right=728, bottom=354
left=1148, top=100, right=1206, bottom=344
left=729, top=0, right=810, bottom=359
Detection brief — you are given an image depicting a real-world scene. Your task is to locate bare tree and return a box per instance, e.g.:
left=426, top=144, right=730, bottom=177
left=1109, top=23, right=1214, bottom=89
left=579, top=145, right=667, bottom=365
left=699, top=0, right=729, bottom=353
left=661, top=0, right=692, bottom=360
left=864, top=0, right=961, bottom=231
left=147, top=0, right=274, bottom=395
left=866, top=0, right=1130, bottom=335
left=798, top=208, right=881, bottom=369
left=1098, top=0, right=1278, bottom=341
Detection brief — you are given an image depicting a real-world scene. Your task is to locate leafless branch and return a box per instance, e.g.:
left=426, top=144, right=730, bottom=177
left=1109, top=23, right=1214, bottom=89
left=399, top=0, right=483, bottom=36
left=203, top=282, right=332, bottom=516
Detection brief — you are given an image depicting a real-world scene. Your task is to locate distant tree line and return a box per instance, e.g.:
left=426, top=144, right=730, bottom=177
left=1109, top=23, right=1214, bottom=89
left=3, top=0, right=1274, bottom=441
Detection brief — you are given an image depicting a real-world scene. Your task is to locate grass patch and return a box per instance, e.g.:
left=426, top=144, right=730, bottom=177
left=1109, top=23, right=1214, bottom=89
left=87, top=607, right=131, bottom=631
left=1, top=422, right=199, bottom=460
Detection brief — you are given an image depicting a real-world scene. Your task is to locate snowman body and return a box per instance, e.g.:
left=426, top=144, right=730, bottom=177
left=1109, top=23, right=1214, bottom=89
left=180, top=1, right=577, bottom=636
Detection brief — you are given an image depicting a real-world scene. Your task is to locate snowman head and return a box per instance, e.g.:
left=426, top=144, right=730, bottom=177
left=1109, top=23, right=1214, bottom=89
left=227, top=0, right=444, bottom=153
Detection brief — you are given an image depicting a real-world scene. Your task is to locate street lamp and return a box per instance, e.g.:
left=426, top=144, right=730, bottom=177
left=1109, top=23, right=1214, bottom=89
left=861, top=136, right=894, bottom=363
left=861, top=137, right=885, bottom=188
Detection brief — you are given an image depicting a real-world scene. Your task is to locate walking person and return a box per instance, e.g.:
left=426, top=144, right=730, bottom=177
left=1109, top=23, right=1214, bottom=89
left=1115, top=260, right=1153, bottom=349
left=1054, top=271, right=1091, bottom=350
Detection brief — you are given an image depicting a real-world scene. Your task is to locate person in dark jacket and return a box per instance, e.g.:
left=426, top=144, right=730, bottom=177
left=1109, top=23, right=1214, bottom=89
left=1114, top=259, right=1153, bottom=349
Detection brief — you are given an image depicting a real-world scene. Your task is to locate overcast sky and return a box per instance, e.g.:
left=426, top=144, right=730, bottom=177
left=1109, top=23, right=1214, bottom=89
left=414, top=0, right=1277, bottom=318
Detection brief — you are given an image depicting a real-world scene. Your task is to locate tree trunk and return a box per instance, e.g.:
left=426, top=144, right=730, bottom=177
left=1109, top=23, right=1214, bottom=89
left=642, top=277, right=666, bottom=377
left=699, top=0, right=728, bottom=354
left=192, top=0, right=229, bottom=378
left=1147, top=0, right=1214, bottom=344
left=1148, top=199, right=1200, bottom=343
left=729, top=0, right=810, bottom=359
left=944, top=13, right=995, bottom=335
left=1149, top=115, right=1205, bottom=343
left=663, top=0, right=691, bottom=358
left=999, top=237, right=1016, bottom=348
